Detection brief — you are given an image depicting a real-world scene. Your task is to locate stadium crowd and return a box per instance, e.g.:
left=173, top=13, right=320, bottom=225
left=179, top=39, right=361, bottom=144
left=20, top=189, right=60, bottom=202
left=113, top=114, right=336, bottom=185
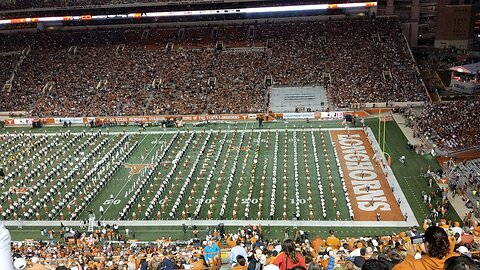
left=0, top=54, right=18, bottom=90
left=3, top=220, right=480, bottom=270
left=416, top=97, right=480, bottom=151
left=0, top=17, right=426, bottom=117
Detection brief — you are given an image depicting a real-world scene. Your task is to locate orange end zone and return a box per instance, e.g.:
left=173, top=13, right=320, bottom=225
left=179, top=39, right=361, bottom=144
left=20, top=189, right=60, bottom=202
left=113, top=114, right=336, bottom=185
left=330, top=129, right=404, bottom=221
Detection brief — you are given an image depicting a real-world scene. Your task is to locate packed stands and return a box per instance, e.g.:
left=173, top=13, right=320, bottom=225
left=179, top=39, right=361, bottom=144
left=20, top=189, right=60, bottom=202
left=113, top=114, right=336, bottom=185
left=0, top=55, right=19, bottom=91
left=6, top=221, right=480, bottom=269
left=416, top=97, right=480, bottom=151
left=0, top=17, right=427, bottom=117
left=447, top=158, right=480, bottom=218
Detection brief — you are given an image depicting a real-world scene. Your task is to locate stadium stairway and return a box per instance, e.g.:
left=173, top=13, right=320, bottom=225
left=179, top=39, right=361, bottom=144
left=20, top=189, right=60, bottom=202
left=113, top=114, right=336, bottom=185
left=442, top=186, right=473, bottom=222
left=391, top=113, right=423, bottom=146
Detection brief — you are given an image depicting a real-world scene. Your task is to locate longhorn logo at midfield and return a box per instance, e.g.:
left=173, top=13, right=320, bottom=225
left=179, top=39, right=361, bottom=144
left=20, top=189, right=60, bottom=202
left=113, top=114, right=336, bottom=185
left=124, top=163, right=153, bottom=174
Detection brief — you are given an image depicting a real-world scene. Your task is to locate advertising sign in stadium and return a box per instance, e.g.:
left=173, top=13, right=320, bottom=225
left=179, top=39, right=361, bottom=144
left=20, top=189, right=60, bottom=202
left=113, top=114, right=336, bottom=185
left=4, top=111, right=363, bottom=126
left=53, top=118, right=84, bottom=124
left=283, top=112, right=315, bottom=119
left=13, top=118, right=33, bottom=125
left=92, top=114, right=253, bottom=123
left=320, top=111, right=345, bottom=119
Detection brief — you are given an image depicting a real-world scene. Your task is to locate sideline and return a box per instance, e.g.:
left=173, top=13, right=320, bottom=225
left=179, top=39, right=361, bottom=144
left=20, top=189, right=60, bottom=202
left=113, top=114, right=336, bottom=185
left=2, top=219, right=416, bottom=227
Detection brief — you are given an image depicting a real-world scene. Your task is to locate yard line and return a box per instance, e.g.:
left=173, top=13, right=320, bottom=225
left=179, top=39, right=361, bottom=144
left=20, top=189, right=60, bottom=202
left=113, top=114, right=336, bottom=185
left=100, top=134, right=163, bottom=219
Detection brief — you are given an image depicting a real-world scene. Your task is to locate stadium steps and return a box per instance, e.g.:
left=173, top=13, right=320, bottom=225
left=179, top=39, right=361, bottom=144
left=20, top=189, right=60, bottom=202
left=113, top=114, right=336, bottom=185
left=443, top=185, right=475, bottom=222
left=391, top=113, right=423, bottom=146
left=2, top=47, right=30, bottom=92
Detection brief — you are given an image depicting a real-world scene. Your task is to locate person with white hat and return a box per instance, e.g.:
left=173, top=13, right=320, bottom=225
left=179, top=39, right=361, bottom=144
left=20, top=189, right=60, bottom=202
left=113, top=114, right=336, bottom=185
left=456, top=246, right=470, bottom=257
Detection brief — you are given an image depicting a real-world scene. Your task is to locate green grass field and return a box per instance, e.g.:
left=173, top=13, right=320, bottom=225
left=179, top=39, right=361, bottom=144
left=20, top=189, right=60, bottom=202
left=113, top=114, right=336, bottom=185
left=1, top=118, right=460, bottom=241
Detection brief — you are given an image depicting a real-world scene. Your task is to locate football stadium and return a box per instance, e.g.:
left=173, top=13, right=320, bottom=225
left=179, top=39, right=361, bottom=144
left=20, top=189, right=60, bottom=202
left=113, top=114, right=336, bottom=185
left=0, top=0, right=480, bottom=269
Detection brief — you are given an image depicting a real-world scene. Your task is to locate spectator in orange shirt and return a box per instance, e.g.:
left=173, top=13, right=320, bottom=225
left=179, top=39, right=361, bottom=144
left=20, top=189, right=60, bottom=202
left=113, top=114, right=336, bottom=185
left=311, top=236, right=325, bottom=253
left=225, top=234, right=237, bottom=248
left=325, top=230, right=340, bottom=250
left=192, top=255, right=207, bottom=270
left=392, top=226, right=458, bottom=270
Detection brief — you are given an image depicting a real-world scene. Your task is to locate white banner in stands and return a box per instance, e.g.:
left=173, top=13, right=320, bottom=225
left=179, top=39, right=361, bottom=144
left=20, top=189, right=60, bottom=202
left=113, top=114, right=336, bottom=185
left=53, top=118, right=84, bottom=124
left=248, top=114, right=257, bottom=119
left=320, top=112, right=345, bottom=119
left=283, top=112, right=315, bottom=119
left=13, top=118, right=33, bottom=125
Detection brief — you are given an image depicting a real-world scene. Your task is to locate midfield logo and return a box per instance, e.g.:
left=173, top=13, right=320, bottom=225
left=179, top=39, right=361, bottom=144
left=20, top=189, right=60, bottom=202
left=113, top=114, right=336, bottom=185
left=438, top=178, right=449, bottom=184
left=124, top=163, right=153, bottom=174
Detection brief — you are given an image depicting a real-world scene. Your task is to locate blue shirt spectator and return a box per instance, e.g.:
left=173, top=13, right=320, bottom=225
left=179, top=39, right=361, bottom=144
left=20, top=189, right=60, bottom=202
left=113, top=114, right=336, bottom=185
left=204, top=241, right=220, bottom=263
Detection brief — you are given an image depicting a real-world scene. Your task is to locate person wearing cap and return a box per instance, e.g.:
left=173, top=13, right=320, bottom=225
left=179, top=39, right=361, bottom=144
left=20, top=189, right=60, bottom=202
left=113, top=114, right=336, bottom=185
left=392, top=226, right=458, bottom=270
left=271, top=239, right=306, bottom=270
left=455, top=246, right=470, bottom=258
left=353, top=255, right=366, bottom=269
left=450, top=222, right=462, bottom=243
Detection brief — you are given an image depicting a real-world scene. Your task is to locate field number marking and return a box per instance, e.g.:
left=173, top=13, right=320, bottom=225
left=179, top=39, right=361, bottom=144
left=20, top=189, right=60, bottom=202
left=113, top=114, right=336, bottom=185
left=103, top=199, right=121, bottom=205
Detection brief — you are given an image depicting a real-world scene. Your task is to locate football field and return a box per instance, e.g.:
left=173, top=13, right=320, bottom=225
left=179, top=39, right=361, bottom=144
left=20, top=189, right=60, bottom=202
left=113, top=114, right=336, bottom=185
left=0, top=119, right=461, bottom=240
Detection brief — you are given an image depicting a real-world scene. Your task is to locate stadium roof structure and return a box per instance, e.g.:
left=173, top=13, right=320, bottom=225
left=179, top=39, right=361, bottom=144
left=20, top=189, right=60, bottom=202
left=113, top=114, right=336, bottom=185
left=449, top=62, right=480, bottom=74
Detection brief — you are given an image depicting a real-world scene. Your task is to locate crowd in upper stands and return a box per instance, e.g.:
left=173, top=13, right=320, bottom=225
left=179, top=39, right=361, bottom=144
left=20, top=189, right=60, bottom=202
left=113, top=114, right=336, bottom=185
left=5, top=219, right=480, bottom=270
left=0, top=55, right=18, bottom=90
left=416, top=96, right=480, bottom=151
left=0, top=17, right=427, bottom=117
left=317, top=20, right=425, bottom=108
left=446, top=158, right=480, bottom=219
